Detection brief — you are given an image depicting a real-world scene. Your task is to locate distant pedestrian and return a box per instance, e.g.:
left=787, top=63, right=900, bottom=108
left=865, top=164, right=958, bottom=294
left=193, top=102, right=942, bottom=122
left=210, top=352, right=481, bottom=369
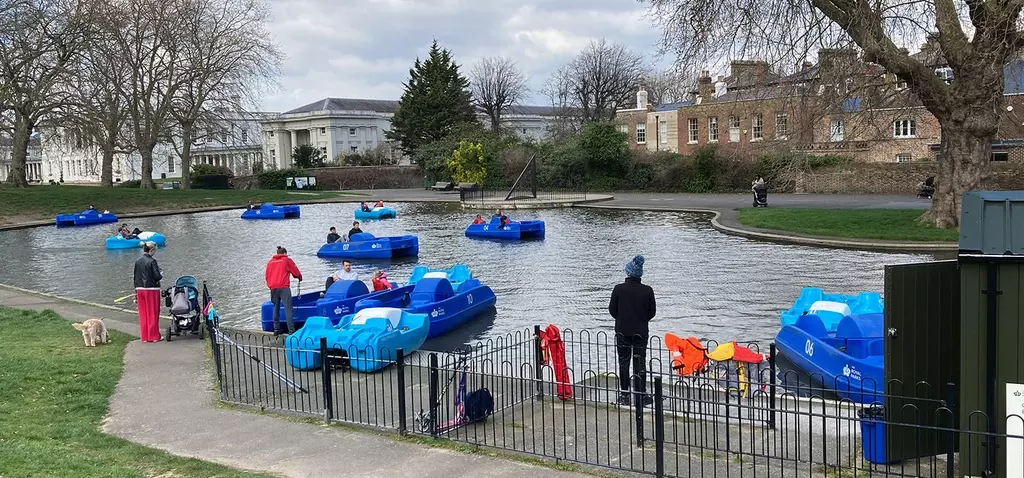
left=608, top=255, right=656, bottom=406
left=265, top=246, right=303, bottom=336
left=133, top=242, right=163, bottom=342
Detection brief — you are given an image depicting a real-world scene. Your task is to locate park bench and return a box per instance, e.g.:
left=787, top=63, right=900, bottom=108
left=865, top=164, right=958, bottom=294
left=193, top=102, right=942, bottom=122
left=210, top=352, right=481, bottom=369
left=454, top=182, right=478, bottom=191
left=430, top=181, right=455, bottom=191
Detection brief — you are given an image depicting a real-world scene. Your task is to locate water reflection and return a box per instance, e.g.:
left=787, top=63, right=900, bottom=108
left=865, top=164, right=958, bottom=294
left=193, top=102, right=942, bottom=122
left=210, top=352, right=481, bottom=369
left=0, top=202, right=932, bottom=345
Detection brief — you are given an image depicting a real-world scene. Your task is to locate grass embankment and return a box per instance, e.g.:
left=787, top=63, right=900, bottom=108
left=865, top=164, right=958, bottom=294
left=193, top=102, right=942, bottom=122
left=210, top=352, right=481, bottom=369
left=0, top=307, right=271, bottom=477
left=737, top=208, right=959, bottom=242
left=0, top=184, right=362, bottom=225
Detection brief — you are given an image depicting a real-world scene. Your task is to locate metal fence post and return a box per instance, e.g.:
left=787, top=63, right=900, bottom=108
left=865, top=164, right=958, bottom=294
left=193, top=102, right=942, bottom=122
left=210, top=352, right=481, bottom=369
left=206, top=318, right=225, bottom=400
left=946, top=381, right=957, bottom=478
left=428, top=352, right=439, bottom=439
left=769, top=342, right=777, bottom=430
left=636, top=372, right=645, bottom=448
left=320, top=337, right=333, bottom=422
left=533, top=325, right=544, bottom=400
left=654, top=377, right=664, bottom=477
left=396, top=348, right=407, bottom=435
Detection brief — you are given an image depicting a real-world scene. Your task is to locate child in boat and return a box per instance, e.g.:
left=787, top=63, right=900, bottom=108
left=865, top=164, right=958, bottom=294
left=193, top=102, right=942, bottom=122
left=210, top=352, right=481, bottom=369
left=371, top=270, right=393, bottom=291
left=374, top=200, right=384, bottom=208
left=471, top=214, right=485, bottom=225
left=492, top=209, right=511, bottom=229
left=360, top=202, right=371, bottom=212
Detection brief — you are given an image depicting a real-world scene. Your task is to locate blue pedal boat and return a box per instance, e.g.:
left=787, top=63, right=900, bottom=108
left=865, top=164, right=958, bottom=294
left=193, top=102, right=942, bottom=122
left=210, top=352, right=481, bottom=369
left=55, top=209, right=118, bottom=227
left=316, top=232, right=419, bottom=260
left=465, top=216, right=545, bottom=240
left=355, top=207, right=397, bottom=220
left=284, top=308, right=429, bottom=373
left=353, top=276, right=496, bottom=339
left=259, top=279, right=394, bottom=332
left=775, top=312, right=885, bottom=404
left=781, top=287, right=883, bottom=331
left=406, top=264, right=472, bottom=289
left=241, top=203, right=300, bottom=220
left=105, top=231, right=167, bottom=249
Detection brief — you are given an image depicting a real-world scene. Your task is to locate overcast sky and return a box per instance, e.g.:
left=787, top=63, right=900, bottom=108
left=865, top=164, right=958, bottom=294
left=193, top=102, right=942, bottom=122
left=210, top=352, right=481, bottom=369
left=260, top=0, right=673, bottom=113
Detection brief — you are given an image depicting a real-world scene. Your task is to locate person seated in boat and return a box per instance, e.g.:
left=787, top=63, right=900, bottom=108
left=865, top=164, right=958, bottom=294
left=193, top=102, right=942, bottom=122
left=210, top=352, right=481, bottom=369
left=374, top=200, right=384, bottom=208
left=118, top=223, right=140, bottom=240
left=326, top=227, right=341, bottom=244
left=86, top=205, right=96, bottom=212
left=326, top=260, right=358, bottom=289
left=371, top=270, right=393, bottom=291
left=246, top=201, right=261, bottom=210
left=471, top=214, right=485, bottom=225
left=360, top=202, right=371, bottom=212
left=348, top=221, right=363, bottom=238
left=491, top=209, right=511, bottom=228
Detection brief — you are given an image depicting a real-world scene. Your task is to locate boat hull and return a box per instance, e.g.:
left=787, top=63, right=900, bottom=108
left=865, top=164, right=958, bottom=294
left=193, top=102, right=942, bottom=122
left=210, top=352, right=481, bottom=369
left=354, top=207, right=397, bottom=220
left=316, top=234, right=419, bottom=259
left=105, top=232, right=167, bottom=249
left=259, top=281, right=394, bottom=332
left=241, top=204, right=301, bottom=220
left=352, top=279, right=496, bottom=339
left=465, top=218, right=545, bottom=240
left=284, top=310, right=429, bottom=373
left=56, top=211, right=118, bottom=227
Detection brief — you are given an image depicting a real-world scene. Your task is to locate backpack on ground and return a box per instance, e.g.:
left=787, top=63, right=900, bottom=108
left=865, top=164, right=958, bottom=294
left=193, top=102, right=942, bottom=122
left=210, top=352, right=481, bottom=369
left=463, top=388, right=493, bottom=423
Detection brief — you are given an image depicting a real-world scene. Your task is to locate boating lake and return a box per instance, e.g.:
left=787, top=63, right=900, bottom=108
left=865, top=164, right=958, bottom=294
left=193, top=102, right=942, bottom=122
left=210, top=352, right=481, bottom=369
left=0, top=201, right=932, bottom=348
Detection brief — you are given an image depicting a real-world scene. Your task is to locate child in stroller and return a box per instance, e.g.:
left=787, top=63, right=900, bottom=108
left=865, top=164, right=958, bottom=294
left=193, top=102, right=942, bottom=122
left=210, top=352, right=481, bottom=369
left=163, top=276, right=205, bottom=340
left=917, top=174, right=935, bottom=199
left=751, top=177, right=768, bottom=207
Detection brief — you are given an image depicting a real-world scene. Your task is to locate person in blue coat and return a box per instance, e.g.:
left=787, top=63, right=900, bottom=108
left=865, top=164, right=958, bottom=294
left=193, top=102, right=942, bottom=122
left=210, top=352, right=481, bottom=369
left=608, top=255, right=656, bottom=406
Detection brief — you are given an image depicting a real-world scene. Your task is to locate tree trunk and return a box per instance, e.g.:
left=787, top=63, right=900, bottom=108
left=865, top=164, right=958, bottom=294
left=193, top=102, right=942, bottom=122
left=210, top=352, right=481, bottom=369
left=139, top=144, right=156, bottom=189
left=490, top=112, right=500, bottom=133
left=6, top=114, right=32, bottom=187
left=100, top=146, right=114, bottom=187
left=180, top=123, right=193, bottom=189
left=921, top=122, right=992, bottom=228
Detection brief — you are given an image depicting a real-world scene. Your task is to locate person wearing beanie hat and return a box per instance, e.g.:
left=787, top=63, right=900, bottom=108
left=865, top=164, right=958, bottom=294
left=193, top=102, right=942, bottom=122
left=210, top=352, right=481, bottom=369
left=608, top=255, right=656, bottom=406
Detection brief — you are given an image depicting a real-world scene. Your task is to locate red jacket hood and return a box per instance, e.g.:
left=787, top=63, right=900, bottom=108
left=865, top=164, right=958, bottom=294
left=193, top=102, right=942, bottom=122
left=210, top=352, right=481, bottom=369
left=265, top=254, right=302, bottom=289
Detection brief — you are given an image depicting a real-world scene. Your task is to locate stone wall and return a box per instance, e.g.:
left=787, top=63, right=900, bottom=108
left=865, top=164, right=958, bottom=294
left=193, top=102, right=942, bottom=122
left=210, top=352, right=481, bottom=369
left=795, top=161, right=1024, bottom=194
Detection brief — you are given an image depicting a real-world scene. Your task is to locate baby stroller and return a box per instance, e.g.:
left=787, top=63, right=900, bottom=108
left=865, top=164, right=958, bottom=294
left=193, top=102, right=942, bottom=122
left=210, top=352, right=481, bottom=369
left=163, top=275, right=205, bottom=341
left=917, top=175, right=935, bottom=199
left=752, top=184, right=769, bottom=207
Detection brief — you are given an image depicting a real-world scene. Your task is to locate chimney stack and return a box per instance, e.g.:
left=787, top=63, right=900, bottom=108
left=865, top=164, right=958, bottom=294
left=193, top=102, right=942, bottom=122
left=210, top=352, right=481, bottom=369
left=697, top=71, right=714, bottom=103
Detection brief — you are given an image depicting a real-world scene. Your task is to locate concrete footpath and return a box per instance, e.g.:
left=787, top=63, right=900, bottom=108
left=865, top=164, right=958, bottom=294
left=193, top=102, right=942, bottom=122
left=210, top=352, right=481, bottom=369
left=0, top=284, right=588, bottom=478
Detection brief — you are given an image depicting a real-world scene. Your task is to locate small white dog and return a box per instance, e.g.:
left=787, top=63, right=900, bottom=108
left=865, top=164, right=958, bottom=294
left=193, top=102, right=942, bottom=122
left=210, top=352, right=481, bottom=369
left=72, top=319, right=110, bottom=347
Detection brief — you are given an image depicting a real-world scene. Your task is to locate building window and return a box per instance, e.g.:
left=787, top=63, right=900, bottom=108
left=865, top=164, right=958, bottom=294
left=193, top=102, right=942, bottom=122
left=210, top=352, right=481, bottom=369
left=729, top=116, right=740, bottom=142
left=687, top=118, right=698, bottom=144
left=240, top=130, right=248, bottom=142
left=829, top=119, right=845, bottom=142
left=617, top=124, right=628, bottom=134
left=660, top=120, right=669, bottom=144
left=751, top=114, right=763, bottom=140
left=350, top=145, right=358, bottom=152
left=893, top=119, right=916, bottom=138
left=168, top=158, right=174, bottom=173
left=269, top=131, right=274, bottom=137
left=775, top=113, right=788, bottom=139
left=708, top=117, right=718, bottom=142
left=895, top=153, right=913, bottom=163
left=349, top=128, right=357, bottom=136
left=992, top=151, right=1009, bottom=162
left=522, top=128, right=528, bottom=135
left=270, top=149, right=275, bottom=161
left=320, top=127, right=326, bottom=134
left=221, top=128, right=228, bottom=143
left=636, top=122, right=646, bottom=144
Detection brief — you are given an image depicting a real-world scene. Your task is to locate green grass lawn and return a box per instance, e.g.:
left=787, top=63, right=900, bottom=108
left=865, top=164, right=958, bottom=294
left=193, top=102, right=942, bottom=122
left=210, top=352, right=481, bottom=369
left=736, top=208, right=959, bottom=242
left=0, top=307, right=271, bottom=477
left=0, top=184, right=362, bottom=224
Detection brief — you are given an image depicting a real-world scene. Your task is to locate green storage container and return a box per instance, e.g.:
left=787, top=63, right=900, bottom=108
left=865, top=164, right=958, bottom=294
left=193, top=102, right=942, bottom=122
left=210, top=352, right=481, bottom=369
left=959, top=191, right=1024, bottom=255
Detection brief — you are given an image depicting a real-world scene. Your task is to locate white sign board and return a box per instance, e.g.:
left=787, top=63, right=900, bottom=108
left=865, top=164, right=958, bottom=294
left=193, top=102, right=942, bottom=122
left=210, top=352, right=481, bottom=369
left=1009, top=382, right=1024, bottom=478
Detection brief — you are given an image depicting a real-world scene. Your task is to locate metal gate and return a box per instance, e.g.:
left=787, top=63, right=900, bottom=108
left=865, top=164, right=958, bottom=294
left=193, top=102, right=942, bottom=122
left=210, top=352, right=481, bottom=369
left=883, top=259, right=961, bottom=462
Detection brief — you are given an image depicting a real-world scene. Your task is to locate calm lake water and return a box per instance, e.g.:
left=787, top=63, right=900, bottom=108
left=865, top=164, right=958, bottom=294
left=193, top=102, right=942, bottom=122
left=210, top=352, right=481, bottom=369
left=0, top=202, right=931, bottom=347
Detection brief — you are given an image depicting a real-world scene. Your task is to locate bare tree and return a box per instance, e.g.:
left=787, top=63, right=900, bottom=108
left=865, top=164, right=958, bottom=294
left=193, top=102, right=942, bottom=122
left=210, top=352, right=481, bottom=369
left=542, top=39, right=645, bottom=125
left=642, top=68, right=693, bottom=106
left=108, top=0, right=190, bottom=189
left=0, top=0, right=96, bottom=187
left=170, top=0, right=281, bottom=188
left=643, top=0, right=1024, bottom=228
left=469, top=56, right=529, bottom=133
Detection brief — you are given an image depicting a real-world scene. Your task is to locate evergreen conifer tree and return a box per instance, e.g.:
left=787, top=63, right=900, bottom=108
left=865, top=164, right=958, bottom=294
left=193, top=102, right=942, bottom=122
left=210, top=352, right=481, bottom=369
left=386, top=40, right=476, bottom=156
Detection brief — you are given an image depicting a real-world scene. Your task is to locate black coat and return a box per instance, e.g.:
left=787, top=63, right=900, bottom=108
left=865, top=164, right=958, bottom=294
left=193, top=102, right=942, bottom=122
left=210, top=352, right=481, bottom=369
left=608, top=277, right=656, bottom=338
left=327, top=232, right=341, bottom=243
left=133, top=253, right=162, bottom=288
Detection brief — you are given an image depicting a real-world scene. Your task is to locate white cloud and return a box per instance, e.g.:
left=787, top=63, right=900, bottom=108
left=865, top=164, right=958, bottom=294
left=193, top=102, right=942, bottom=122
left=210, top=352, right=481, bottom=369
left=258, top=0, right=669, bottom=112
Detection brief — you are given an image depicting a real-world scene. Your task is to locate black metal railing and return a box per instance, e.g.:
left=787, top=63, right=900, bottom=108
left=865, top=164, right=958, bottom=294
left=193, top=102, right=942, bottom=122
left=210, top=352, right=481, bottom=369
left=459, top=189, right=590, bottom=205
left=205, top=324, right=1024, bottom=477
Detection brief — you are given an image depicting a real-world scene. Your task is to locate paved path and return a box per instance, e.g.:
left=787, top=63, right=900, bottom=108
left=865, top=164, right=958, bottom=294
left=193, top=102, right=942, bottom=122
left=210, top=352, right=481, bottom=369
left=0, top=284, right=587, bottom=478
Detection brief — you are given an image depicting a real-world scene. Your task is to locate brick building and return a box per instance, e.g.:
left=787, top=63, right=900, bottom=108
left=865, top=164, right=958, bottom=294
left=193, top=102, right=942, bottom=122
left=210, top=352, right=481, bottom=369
left=619, top=48, right=1024, bottom=164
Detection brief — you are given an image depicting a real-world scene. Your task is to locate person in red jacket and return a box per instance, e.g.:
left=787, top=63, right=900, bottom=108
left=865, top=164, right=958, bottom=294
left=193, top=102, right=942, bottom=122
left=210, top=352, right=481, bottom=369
left=265, top=246, right=303, bottom=335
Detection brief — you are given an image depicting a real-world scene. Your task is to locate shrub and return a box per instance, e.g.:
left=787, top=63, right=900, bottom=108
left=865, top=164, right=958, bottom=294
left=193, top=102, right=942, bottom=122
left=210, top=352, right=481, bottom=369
left=117, top=179, right=141, bottom=188
left=447, top=141, right=488, bottom=185
left=191, top=164, right=233, bottom=189
left=257, top=168, right=309, bottom=190
left=685, top=145, right=718, bottom=193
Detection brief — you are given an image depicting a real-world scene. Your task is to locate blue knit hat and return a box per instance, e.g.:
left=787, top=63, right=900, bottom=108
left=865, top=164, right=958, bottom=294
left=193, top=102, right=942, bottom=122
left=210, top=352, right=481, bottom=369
left=624, top=255, right=644, bottom=278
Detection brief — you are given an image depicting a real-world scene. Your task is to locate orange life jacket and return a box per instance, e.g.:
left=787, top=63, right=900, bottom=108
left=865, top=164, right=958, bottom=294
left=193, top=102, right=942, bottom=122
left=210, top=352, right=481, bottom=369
left=665, top=333, right=709, bottom=377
